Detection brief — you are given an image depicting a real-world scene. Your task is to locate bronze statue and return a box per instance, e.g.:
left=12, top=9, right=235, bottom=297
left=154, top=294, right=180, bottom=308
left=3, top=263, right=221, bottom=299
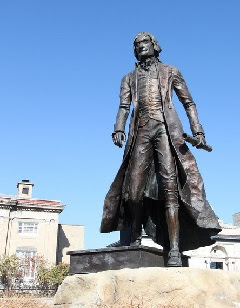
left=100, top=32, right=221, bottom=266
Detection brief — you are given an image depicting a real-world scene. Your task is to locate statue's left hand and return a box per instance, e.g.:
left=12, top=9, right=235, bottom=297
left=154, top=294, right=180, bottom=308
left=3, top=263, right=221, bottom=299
left=195, top=134, right=206, bottom=149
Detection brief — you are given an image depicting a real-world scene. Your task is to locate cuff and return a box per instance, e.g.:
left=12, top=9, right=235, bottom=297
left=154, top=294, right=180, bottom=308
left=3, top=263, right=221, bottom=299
left=191, top=123, right=204, bottom=136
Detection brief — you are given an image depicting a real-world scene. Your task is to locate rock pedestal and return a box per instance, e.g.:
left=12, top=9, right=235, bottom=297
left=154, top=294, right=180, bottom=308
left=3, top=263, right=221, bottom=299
left=53, top=267, right=240, bottom=307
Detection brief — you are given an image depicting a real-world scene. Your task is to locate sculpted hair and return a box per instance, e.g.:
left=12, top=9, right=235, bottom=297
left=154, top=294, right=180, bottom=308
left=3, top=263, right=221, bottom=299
left=134, top=32, right=162, bottom=61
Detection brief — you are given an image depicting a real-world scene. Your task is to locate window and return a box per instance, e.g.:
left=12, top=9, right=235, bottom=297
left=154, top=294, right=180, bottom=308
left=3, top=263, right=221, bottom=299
left=210, top=262, right=223, bottom=270
left=22, top=187, right=29, bottom=195
left=18, top=222, right=38, bottom=235
left=16, top=249, right=37, bottom=281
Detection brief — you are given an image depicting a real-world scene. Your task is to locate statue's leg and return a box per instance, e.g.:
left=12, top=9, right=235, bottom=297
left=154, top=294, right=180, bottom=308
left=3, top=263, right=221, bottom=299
left=128, top=122, right=153, bottom=246
left=154, top=123, right=182, bottom=266
left=165, top=189, right=182, bottom=266
left=120, top=228, right=132, bottom=246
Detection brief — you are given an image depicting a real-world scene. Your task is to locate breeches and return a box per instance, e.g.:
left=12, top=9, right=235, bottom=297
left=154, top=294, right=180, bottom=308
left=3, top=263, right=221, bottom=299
left=128, top=118, right=177, bottom=205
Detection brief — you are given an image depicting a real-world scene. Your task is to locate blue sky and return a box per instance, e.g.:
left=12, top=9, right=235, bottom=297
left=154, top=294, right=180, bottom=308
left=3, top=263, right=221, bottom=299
left=0, top=0, right=239, bottom=249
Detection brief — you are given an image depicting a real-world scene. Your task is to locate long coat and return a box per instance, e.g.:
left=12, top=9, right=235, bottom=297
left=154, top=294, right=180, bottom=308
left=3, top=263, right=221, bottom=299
left=100, top=62, right=221, bottom=252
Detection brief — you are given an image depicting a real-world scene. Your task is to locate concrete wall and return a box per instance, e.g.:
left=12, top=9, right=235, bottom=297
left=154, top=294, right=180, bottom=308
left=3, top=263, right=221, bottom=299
left=57, top=224, right=84, bottom=264
left=0, top=208, right=12, bottom=255
left=233, top=213, right=240, bottom=227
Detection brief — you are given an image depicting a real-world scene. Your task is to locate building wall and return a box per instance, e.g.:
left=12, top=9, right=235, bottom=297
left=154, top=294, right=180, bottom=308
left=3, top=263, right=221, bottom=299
left=57, top=224, right=84, bottom=264
left=0, top=207, right=59, bottom=265
left=184, top=241, right=240, bottom=271
left=0, top=184, right=84, bottom=285
left=0, top=208, right=12, bottom=255
left=184, top=222, right=240, bottom=272
left=233, top=213, right=240, bottom=227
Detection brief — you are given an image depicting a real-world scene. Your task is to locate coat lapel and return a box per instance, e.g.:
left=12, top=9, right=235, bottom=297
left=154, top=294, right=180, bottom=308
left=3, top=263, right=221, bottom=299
left=130, top=69, right=137, bottom=109
left=158, top=62, right=170, bottom=104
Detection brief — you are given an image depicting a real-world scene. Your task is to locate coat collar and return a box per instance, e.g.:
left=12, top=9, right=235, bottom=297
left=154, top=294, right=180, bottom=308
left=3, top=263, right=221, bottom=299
left=135, top=57, right=159, bottom=71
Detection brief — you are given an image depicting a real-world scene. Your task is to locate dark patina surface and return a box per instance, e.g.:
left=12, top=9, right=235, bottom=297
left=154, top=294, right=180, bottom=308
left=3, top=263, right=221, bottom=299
left=100, top=32, right=221, bottom=266
left=67, top=246, right=189, bottom=274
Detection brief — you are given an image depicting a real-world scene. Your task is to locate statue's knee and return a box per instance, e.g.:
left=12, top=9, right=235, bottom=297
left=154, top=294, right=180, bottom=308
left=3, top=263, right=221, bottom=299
left=128, top=189, right=142, bottom=205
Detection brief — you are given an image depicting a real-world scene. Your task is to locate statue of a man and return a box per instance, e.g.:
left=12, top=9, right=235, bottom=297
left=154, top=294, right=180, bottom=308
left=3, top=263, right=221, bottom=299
left=100, top=32, right=221, bottom=266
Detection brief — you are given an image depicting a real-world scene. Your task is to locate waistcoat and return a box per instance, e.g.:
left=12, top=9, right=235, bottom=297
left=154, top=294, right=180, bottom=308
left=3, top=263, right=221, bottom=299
left=137, top=62, right=164, bottom=127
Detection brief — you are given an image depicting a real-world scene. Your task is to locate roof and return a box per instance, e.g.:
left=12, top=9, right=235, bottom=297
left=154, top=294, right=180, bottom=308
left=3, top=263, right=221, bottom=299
left=0, top=195, right=65, bottom=213
left=212, top=235, right=240, bottom=242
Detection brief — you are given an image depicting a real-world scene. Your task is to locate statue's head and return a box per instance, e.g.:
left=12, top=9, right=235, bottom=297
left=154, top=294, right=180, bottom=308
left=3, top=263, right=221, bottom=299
left=134, top=32, right=162, bottom=61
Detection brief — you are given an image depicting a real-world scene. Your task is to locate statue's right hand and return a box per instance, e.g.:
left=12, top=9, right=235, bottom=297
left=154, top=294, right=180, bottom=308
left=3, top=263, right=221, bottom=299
left=112, top=131, right=126, bottom=148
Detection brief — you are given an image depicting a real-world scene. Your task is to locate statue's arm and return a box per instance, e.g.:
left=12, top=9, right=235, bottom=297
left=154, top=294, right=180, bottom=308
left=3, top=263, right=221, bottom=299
left=112, top=74, right=131, bottom=148
left=172, top=67, right=206, bottom=146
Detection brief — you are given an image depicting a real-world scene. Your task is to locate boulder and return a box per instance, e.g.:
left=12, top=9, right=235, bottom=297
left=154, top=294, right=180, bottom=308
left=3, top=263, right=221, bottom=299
left=53, top=267, right=240, bottom=307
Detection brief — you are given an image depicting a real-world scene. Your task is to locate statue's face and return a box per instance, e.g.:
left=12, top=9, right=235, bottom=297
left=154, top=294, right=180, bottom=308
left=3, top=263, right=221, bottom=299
left=135, top=35, right=155, bottom=60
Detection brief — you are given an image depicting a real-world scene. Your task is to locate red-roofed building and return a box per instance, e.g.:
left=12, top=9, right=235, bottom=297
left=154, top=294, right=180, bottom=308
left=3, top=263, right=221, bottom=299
left=0, top=180, right=84, bottom=283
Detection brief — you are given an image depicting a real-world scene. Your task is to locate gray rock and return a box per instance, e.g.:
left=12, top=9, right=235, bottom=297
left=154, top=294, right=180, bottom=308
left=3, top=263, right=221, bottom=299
left=53, top=267, right=240, bottom=307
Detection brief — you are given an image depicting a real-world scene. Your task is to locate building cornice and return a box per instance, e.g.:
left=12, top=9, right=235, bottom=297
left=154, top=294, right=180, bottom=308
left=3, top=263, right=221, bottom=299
left=0, top=197, right=65, bottom=213
left=212, top=235, right=240, bottom=243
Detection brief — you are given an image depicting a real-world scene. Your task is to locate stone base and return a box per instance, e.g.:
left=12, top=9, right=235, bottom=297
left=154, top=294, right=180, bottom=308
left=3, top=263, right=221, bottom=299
left=67, top=245, right=189, bottom=273
left=53, top=267, right=240, bottom=307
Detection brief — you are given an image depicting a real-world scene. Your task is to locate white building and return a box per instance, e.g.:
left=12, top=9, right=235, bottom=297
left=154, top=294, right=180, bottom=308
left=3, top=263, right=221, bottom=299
left=185, top=217, right=240, bottom=271
left=142, top=213, right=240, bottom=272
left=0, top=180, right=84, bottom=283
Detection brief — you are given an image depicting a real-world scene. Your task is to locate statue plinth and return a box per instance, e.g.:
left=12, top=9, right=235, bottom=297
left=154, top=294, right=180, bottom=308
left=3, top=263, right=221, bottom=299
left=67, top=245, right=189, bottom=274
